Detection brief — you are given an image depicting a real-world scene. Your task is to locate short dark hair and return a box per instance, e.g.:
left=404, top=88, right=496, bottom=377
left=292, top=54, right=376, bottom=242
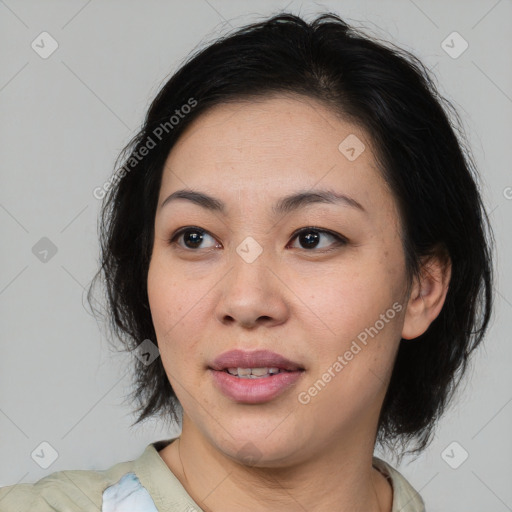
left=88, top=12, right=494, bottom=454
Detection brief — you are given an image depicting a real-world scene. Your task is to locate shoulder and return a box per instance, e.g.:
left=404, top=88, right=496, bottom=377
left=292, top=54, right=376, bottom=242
left=0, top=440, right=181, bottom=512
left=0, top=460, right=137, bottom=512
left=372, top=457, right=426, bottom=512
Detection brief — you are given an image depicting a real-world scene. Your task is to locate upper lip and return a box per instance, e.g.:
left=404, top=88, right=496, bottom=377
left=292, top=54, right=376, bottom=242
left=210, top=349, right=304, bottom=371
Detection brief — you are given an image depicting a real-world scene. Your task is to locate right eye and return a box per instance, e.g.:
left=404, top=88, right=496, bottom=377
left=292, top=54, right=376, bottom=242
left=169, top=226, right=221, bottom=250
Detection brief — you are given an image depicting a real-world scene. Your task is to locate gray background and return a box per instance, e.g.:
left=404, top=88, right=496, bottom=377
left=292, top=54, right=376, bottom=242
left=1, top=0, right=511, bottom=510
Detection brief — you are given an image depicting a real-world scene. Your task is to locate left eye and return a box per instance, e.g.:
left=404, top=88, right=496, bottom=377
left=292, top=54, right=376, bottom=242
left=288, top=227, right=347, bottom=251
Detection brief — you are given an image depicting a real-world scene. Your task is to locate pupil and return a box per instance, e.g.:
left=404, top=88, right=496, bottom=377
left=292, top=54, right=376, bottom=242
left=300, top=231, right=319, bottom=248
left=184, top=230, right=203, bottom=248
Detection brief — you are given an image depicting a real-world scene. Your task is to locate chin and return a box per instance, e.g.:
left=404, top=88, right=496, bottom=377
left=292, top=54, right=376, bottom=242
left=211, top=430, right=306, bottom=469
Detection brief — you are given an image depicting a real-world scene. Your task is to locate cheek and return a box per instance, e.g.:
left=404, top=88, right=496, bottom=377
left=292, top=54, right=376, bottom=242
left=299, top=301, right=403, bottom=422
left=303, top=252, right=403, bottom=332
left=298, top=248, right=406, bottom=387
left=147, top=257, right=206, bottom=361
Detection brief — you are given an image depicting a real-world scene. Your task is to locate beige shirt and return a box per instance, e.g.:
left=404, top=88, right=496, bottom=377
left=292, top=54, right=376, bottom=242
left=0, top=439, right=425, bottom=511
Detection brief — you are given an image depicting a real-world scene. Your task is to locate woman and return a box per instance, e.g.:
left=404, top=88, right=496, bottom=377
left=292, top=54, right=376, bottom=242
left=0, top=12, right=493, bottom=512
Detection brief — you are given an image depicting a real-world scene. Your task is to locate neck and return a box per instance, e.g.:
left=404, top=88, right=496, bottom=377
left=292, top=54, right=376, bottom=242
left=159, top=418, right=392, bottom=512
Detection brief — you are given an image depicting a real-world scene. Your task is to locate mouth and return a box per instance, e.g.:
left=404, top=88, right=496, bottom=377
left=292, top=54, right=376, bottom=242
left=222, top=367, right=297, bottom=378
left=209, top=349, right=304, bottom=373
left=209, top=349, right=305, bottom=403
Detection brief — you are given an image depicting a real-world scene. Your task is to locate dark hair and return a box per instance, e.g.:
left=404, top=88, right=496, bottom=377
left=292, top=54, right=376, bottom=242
left=88, top=12, right=494, bottom=454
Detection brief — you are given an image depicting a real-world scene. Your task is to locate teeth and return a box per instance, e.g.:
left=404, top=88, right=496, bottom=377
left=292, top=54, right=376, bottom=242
left=250, top=367, right=269, bottom=376
left=225, top=367, right=283, bottom=378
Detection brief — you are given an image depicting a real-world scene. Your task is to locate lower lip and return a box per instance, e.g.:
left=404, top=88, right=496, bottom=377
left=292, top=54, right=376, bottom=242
left=209, top=369, right=304, bottom=404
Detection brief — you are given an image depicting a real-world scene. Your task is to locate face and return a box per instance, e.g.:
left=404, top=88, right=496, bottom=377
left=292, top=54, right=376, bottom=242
left=147, top=95, right=410, bottom=467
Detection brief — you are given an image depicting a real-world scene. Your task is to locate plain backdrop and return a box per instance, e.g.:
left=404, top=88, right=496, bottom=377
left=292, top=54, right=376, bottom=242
left=1, top=1, right=511, bottom=510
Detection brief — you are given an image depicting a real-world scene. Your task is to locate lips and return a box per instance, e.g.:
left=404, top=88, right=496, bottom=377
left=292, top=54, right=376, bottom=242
left=209, top=349, right=305, bottom=404
left=210, top=349, right=304, bottom=372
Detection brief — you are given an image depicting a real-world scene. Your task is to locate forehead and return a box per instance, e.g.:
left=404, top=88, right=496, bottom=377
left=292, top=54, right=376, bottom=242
left=159, top=95, right=392, bottom=219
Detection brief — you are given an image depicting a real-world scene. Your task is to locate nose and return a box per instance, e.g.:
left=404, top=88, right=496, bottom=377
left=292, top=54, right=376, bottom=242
left=214, top=248, right=290, bottom=329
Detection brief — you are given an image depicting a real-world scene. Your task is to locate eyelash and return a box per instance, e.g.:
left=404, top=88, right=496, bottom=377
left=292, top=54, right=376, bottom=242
left=168, top=226, right=348, bottom=253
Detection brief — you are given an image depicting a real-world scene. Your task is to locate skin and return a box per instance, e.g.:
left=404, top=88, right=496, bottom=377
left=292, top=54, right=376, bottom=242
left=147, top=95, right=451, bottom=512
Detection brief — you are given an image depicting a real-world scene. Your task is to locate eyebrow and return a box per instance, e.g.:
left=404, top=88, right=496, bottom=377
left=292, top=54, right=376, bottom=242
left=160, top=188, right=366, bottom=216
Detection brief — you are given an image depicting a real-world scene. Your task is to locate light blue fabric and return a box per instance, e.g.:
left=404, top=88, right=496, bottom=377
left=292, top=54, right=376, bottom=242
left=102, top=472, right=159, bottom=512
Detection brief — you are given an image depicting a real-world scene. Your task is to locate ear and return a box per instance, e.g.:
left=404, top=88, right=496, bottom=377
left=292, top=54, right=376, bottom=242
left=401, top=251, right=452, bottom=340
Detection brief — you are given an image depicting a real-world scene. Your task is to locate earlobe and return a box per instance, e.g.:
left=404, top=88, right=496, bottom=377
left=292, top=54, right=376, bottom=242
left=401, top=254, right=452, bottom=340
